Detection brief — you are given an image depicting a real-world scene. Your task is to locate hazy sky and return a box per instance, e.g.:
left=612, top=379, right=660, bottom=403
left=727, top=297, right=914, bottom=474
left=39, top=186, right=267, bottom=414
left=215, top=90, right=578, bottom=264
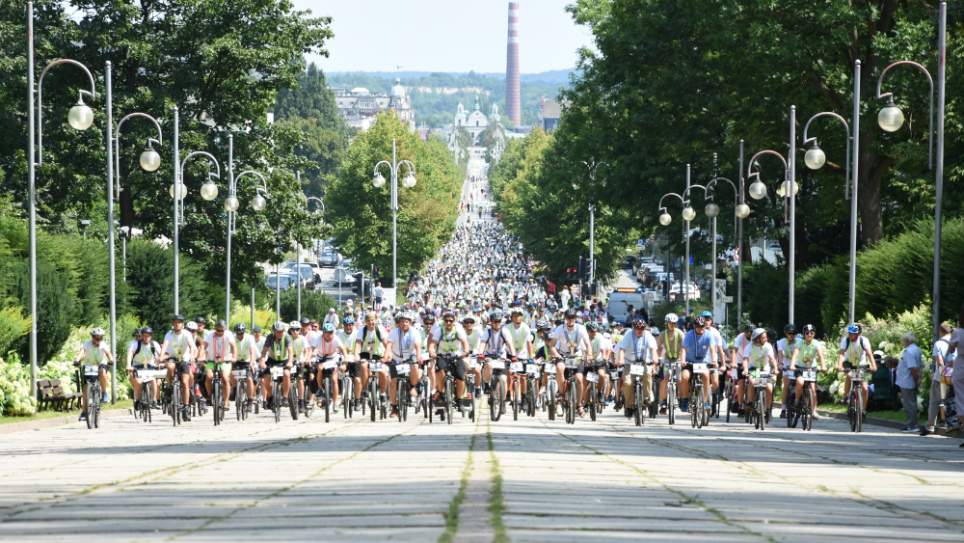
left=291, top=0, right=594, bottom=73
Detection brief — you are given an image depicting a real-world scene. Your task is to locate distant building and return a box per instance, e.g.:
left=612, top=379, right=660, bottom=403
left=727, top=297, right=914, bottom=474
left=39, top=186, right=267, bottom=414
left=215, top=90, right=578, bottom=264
left=331, top=78, right=415, bottom=132
left=539, top=97, right=561, bottom=133
left=447, top=97, right=507, bottom=161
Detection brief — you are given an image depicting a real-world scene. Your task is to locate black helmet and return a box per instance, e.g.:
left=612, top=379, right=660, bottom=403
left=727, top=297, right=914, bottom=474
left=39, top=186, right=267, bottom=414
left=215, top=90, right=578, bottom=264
left=564, top=309, right=577, bottom=319
left=423, top=313, right=436, bottom=323
left=140, top=326, right=153, bottom=335
left=489, top=310, right=504, bottom=323
left=802, top=324, right=816, bottom=334
left=693, top=316, right=707, bottom=328
left=301, top=318, right=311, bottom=326
left=252, top=325, right=262, bottom=333
left=215, top=319, right=227, bottom=330
left=234, top=323, right=247, bottom=333
left=196, top=317, right=207, bottom=325
left=784, top=324, right=797, bottom=334
left=586, top=322, right=599, bottom=332
left=172, top=314, right=185, bottom=322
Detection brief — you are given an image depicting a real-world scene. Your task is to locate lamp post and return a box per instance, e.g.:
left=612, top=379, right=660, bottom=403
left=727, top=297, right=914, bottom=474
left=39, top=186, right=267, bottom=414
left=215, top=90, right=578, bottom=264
left=683, top=182, right=712, bottom=310
left=303, top=194, right=325, bottom=322
left=373, top=139, right=416, bottom=292
left=747, top=110, right=798, bottom=325
left=175, top=149, right=222, bottom=312
left=875, top=1, right=946, bottom=340
left=27, top=1, right=98, bottom=397
left=801, top=61, right=861, bottom=324
left=578, top=159, right=607, bottom=295
left=112, top=108, right=163, bottom=403
left=705, top=143, right=750, bottom=327
left=657, top=191, right=690, bottom=313
left=222, top=134, right=268, bottom=324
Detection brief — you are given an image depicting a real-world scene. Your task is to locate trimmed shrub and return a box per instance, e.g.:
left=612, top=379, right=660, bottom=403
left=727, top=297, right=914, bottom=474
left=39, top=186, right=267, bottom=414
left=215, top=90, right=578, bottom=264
left=279, top=288, right=338, bottom=323
left=0, top=305, right=30, bottom=355
left=125, top=240, right=213, bottom=333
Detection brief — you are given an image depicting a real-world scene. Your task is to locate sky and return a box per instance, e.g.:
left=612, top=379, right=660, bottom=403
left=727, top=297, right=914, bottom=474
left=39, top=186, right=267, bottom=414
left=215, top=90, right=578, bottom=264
left=291, top=0, right=595, bottom=74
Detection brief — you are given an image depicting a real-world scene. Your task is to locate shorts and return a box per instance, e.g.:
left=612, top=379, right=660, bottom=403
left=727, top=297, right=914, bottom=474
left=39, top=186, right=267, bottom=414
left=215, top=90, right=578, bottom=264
left=435, top=356, right=465, bottom=381
left=345, top=361, right=366, bottom=379
left=260, top=359, right=287, bottom=378
left=204, top=361, right=230, bottom=372
left=389, top=361, right=415, bottom=380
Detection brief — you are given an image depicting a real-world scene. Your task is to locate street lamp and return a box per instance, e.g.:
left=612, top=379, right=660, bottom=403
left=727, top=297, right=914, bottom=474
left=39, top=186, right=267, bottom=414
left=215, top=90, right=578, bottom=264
left=684, top=182, right=713, bottom=310
left=747, top=105, right=798, bottom=325
left=372, top=138, right=416, bottom=292
left=175, top=148, right=222, bottom=313
left=656, top=190, right=691, bottom=314
left=223, top=133, right=269, bottom=324
left=579, top=159, right=608, bottom=296
left=26, top=0, right=98, bottom=398
left=875, top=1, right=946, bottom=340
left=801, top=61, right=861, bottom=324
left=111, top=106, right=163, bottom=404
left=294, top=189, right=325, bottom=322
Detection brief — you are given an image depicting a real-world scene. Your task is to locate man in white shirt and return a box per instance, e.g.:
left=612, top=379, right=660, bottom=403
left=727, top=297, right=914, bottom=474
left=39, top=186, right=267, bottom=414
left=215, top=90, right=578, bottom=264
left=382, top=312, right=423, bottom=416
left=896, top=332, right=922, bottom=432
left=776, top=324, right=803, bottom=418
left=837, top=323, right=877, bottom=413
left=75, top=327, right=113, bottom=417
left=161, top=314, right=195, bottom=421
left=127, top=327, right=161, bottom=410
left=615, top=318, right=658, bottom=415
left=204, top=320, right=236, bottom=410
left=548, top=309, right=592, bottom=415
left=232, top=323, right=258, bottom=411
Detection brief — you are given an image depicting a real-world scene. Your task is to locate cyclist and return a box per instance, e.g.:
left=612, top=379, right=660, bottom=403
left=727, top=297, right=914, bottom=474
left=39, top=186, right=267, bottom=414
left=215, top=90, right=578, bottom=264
left=313, top=322, right=346, bottom=412
left=462, top=314, right=484, bottom=398
left=477, top=309, right=512, bottom=407
left=680, top=316, right=716, bottom=413
left=287, top=320, right=313, bottom=411
left=383, top=312, right=423, bottom=417
left=658, top=313, right=684, bottom=415
left=356, top=311, right=390, bottom=405
left=776, top=324, right=802, bottom=418
left=232, top=323, right=258, bottom=412
left=837, top=323, right=877, bottom=413
left=259, top=321, right=293, bottom=410
left=730, top=324, right=753, bottom=414
left=127, top=327, right=161, bottom=410
left=742, top=327, right=778, bottom=415
left=586, top=322, right=611, bottom=408
left=161, top=314, right=195, bottom=421
left=791, top=324, right=826, bottom=417
left=74, top=327, right=112, bottom=420
left=252, top=325, right=266, bottom=353
left=702, top=311, right=725, bottom=408
left=204, top=320, right=235, bottom=411
left=615, top=318, right=658, bottom=418
left=505, top=306, right=534, bottom=406
left=428, top=310, right=470, bottom=420
left=532, top=319, right=554, bottom=403
left=338, top=316, right=366, bottom=408
left=548, top=309, right=591, bottom=416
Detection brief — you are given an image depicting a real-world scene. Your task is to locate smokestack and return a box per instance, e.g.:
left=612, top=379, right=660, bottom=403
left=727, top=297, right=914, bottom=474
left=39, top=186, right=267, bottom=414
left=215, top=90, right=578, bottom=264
left=506, top=1, right=521, bottom=127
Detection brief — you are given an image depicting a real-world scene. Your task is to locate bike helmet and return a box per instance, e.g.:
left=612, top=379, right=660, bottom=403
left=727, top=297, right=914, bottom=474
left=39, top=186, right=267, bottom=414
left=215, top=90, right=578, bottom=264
left=90, top=327, right=106, bottom=337
left=288, top=320, right=301, bottom=330
left=441, top=310, right=456, bottom=321
left=784, top=323, right=797, bottom=334
left=301, top=318, right=311, bottom=326
left=586, top=322, right=599, bottom=332
left=342, top=316, right=355, bottom=325
left=564, top=309, right=577, bottom=319
left=510, top=306, right=524, bottom=316
left=322, top=323, right=336, bottom=333
left=234, top=323, right=247, bottom=333
left=196, top=317, right=207, bottom=326
left=140, top=326, right=153, bottom=335
left=751, top=327, right=766, bottom=341
left=272, top=320, right=286, bottom=332
left=664, top=312, right=679, bottom=324
left=802, top=324, right=816, bottom=334
left=846, top=323, right=860, bottom=334
left=422, top=313, right=436, bottom=323
left=252, top=325, right=262, bottom=333
left=536, top=319, right=551, bottom=331
left=215, top=319, right=227, bottom=330
left=186, top=321, right=198, bottom=332
left=489, top=309, right=504, bottom=323
left=700, top=310, right=713, bottom=319
left=462, top=314, right=477, bottom=324
left=172, top=314, right=185, bottom=322
left=693, top=316, right=707, bottom=328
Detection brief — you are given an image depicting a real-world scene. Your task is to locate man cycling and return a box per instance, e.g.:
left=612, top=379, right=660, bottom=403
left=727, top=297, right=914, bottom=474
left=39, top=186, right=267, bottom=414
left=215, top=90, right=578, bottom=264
left=837, top=323, right=877, bottom=413
left=383, top=312, right=423, bottom=417
left=658, top=313, right=684, bottom=415
left=232, top=323, right=258, bottom=413
left=204, top=320, right=235, bottom=411
left=615, top=318, right=658, bottom=418
left=462, top=314, right=484, bottom=398
left=428, top=310, right=470, bottom=420
left=356, top=311, right=390, bottom=406
left=75, top=328, right=112, bottom=420
left=701, top=311, right=726, bottom=409
left=338, top=316, right=366, bottom=408
left=548, top=309, right=591, bottom=416
left=777, top=324, right=802, bottom=418
left=477, top=310, right=513, bottom=407
left=259, top=321, right=293, bottom=410
left=742, top=328, right=778, bottom=415
left=792, top=324, right=826, bottom=418
left=161, top=314, right=195, bottom=421
left=505, top=307, right=534, bottom=407
left=680, top=316, right=716, bottom=413
left=586, top=322, right=612, bottom=408
left=286, top=320, right=313, bottom=411
left=127, top=327, right=161, bottom=410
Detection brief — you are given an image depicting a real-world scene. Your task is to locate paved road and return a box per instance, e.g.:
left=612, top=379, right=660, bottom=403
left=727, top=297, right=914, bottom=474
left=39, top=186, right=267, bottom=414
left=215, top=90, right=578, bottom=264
left=1, top=403, right=961, bottom=542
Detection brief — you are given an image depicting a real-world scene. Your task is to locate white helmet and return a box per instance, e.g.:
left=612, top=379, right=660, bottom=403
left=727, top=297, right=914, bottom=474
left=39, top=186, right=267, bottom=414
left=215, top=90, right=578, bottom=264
left=185, top=321, right=198, bottom=332
left=664, top=313, right=679, bottom=324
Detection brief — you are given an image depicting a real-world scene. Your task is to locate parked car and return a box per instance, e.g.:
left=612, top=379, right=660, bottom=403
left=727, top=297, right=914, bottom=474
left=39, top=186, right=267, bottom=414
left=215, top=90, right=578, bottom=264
left=265, top=271, right=298, bottom=291
left=318, top=248, right=339, bottom=267
left=285, top=262, right=316, bottom=287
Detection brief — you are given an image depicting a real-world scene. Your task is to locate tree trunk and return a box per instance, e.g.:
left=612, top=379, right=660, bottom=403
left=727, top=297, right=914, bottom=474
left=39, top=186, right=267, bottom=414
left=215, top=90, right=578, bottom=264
left=857, top=142, right=890, bottom=245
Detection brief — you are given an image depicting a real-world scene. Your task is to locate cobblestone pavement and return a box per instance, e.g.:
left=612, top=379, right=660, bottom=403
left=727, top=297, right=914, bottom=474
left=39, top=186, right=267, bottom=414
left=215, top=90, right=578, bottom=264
left=1, top=402, right=961, bottom=542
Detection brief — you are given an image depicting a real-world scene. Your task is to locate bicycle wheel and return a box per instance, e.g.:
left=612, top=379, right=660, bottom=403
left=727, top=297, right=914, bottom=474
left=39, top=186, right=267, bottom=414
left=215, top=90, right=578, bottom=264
left=512, top=380, right=520, bottom=421
left=288, top=381, right=299, bottom=421
left=695, top=384, right=704, bottom=429
left=369, top=379, right=377, bottom=422
left=235, top=382, right=244, bottom=422
left=445, top=378, right=453, bottom=425
left=397, top=379, right=406, bottom=424
left=324, top=376, right=332, bottom=423
left=855, top=386, right=863, bottom=433
left=634, top=382, right=643, bottom=427
left=172, top=384, right=181, bottom=426
left=668, top=382, right=676, bottom=425
left=343, top=378, right=352, bottom=419
left=589, top=382, right=597, bottom=422
left=566, top=380, right=576, bottom=425
left=802, top=390, right=812, bottom=431
left=547, top=380, right=556, bottom=421
left=86, top=384, right=96, bottom=430
left=491, top=379, right=503, bottom=422
left=272, top=382, right=281, bottom=423
left=758, top=395, right=766, bottom=431
left=212, top=379, right=221, bottom=426
left=469, top=378, right=477, bottom=422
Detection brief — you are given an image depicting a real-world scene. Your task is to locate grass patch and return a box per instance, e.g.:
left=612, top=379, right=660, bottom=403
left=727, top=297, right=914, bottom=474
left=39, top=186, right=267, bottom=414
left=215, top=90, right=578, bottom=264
left=819, top=402, right=924, bottom=422
left=438, top=430, right=477, bottom=543
left=0, top=399, right=133, bottom=425
left=486, top=425, right=509, bottom=543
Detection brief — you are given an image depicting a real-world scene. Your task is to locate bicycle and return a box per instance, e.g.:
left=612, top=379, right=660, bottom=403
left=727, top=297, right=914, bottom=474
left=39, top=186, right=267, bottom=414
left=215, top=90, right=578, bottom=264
left=317, top=355, right=338, bottom=423
left=296, top=362, right=313, bottom=419
left=269, top=365, right=285, bottom=423
left=509, top=359, right=525, bottom=421
left=689, top=363, right=708, bottom=429
left=78, top=365, right=103, bottom=429
left=628, top=362, right=647, bottom=427
left=438, top=353, right=461, bottom=425
left=662, top=360, right=679, bottom=426
left=367, top=359, right=387, bottom=421
left=561, top=356, right=581, bottom=425
left=133, top=367, right=164, bottom=423
left=752, top=368, right=771, bottom=431
left=797, top=367, right=818, bottom=431
left=525, top=361, right=541, bottom=417
left=210, top=362, right=226, bottom=427
left=163, top=361, right=189, bottom=426
left=585, top=364, right=603, bottom=422
left=845, top=363, right=866, bottom=433
left=232, top=366, right=249, bottom=422
left=724, top=366, right=738, bottom=423
left=544, top=359, right=559, bottom=421
left=342, top=360, right=357, bottom=419
left=465, top=356, right=480, bottom=422
left=487, top=357, right=507, bottom=422
left=392, top=359, right=414, bottom=423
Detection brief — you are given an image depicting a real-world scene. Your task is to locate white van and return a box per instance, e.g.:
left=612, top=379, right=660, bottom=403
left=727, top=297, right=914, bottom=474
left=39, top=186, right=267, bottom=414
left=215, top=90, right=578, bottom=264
left=606, top=289, right=646, bottom=323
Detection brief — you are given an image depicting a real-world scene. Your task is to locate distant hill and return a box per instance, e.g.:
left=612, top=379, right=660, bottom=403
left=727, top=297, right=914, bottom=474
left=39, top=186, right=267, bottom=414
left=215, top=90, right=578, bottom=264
left=327, top=70, right=577, bottom=129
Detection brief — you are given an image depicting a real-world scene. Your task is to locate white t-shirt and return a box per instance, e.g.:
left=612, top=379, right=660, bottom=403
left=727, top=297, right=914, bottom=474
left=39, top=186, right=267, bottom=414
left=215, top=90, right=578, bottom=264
left=588, top=333, right=613, bottom=362
left=479, top=327, right=511, bottom=358
left=732, top=333, right=750, bottom=354
left=838, top=335, right=873, bottom=367
left=306, top=330, right=323, bottom=350
left=389, top=328, right=421, bottom=361
left=743, top=342, right=776, bottom=369
left=237, top=334, right=258, bottom=362
left=550, top=324, right=590, bottom=356
left=128, top=340, right=161, bottom=367
left=432, top=326, right=468, bottom=355
left=706, top=327, right=725, bottom=350
left=776, top=337, right=803, bottom=368
left=616, top=331, right=656, bottom=363
left=206, top=332, right=237, bottom=362
left=163, top=329, right=194, bottom=362
left=80, top=339, right=111, bottom=366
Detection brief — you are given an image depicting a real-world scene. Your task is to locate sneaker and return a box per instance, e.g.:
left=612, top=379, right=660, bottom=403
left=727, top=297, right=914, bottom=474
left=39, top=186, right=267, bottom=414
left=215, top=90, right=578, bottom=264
left=919, top=427, right=932, bottom=436
left=680, top=399, right=689, bottom=412
left=659, top=402, right=667, bottom=415
left=78, top=412, right=87, bottom=422
left=439, top=409, right=446, bottom=421
left=332, top=403, right=340, bottom=414
left=101, top=393, right=110, bottom=403
left=181, top=408, right=191, bottom=422
left=901, top=426, right=920, bottom=433
left=390, top=405, right=399, bottom=418
left=624, top=408, right=634, bottom=419
left=779, top=408, right=787, bottom=419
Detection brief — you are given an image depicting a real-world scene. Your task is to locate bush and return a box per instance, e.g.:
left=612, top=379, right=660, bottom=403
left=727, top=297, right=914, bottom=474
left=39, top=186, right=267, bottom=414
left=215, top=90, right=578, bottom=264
left=229, top=299, right=278, bottom=331
left=125, top=240, right=213, bottom=333
left=0, top=305, right=30, bottom=355
left=279, top=288, right=338, bottom=323
left=0, top=352, right=37, bottom=416
left=11, top=258, right=76, bottom=364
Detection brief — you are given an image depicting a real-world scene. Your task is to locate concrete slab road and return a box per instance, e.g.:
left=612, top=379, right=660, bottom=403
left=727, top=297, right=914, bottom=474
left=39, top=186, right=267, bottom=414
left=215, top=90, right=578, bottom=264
left=0, top=402, right=961, bottom=542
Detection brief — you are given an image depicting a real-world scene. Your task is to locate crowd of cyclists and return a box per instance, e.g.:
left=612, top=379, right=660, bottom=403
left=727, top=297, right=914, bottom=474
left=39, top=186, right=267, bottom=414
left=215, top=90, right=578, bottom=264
left=71, top=170, right=889, bottom=432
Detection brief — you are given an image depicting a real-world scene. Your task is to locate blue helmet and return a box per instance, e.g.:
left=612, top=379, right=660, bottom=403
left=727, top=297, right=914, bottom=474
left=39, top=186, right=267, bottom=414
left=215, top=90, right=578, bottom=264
left=322, top=323, right=336, bottom=333
left=846, top=323, right=860, bottom=334
left=343, top=316, right=355, bottom=325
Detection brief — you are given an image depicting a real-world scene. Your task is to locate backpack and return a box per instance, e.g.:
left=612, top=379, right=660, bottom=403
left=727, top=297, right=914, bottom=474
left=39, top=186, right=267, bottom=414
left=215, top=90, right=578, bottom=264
left=133, top=340, right=158, bottom=359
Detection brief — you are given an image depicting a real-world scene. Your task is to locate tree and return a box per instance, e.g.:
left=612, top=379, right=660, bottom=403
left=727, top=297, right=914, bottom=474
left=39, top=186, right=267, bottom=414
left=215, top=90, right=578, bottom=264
left=324, top=113, right=462, bottom=287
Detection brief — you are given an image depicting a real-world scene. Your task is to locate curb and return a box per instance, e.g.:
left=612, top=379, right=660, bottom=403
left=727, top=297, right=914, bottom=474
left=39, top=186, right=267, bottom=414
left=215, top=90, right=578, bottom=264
left=0, top=406, right=131, bottom=434
left=817, top=409, right=963, bottom=439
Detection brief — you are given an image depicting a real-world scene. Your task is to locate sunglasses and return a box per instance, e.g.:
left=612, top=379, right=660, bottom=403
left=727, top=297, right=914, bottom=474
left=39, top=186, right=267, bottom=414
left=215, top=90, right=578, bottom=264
left=443, top=319, right=454, bottom=323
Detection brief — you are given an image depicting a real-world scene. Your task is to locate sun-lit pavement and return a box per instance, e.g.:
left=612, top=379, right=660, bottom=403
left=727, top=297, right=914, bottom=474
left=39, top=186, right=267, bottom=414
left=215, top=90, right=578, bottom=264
left=0, top=401, right=961, bottom=542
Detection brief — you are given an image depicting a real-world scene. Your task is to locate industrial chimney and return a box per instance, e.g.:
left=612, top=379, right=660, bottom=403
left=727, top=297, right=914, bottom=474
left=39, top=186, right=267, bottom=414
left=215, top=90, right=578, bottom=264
left=505, top=1, right=521, bottom=127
